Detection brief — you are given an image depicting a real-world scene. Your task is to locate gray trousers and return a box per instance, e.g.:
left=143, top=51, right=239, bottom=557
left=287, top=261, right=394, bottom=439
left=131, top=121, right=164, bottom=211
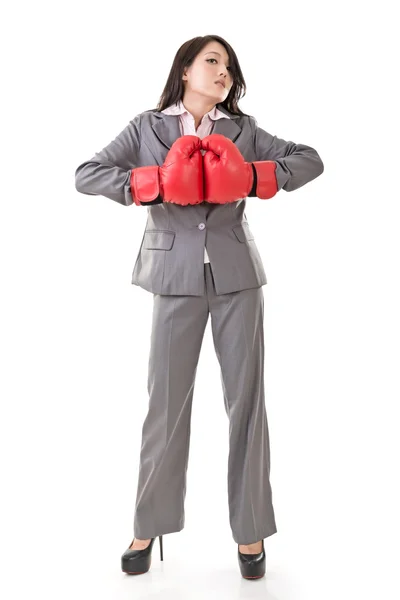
left=133, top=263, right=277, bottom=544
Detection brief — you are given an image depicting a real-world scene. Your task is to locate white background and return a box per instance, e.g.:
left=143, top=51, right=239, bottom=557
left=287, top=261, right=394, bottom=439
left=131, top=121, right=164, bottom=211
left=1, top=1, right=399, bottom=598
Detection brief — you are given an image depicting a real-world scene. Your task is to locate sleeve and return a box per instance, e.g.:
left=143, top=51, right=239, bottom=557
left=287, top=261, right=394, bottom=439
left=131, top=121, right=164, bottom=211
left=249, top=116, right=324, bottom=192
left=74, top=114, right=142, bottom=206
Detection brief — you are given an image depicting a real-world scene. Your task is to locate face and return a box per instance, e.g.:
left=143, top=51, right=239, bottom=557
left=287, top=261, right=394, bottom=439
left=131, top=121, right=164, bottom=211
left=182, top=41, right=233, bottom=102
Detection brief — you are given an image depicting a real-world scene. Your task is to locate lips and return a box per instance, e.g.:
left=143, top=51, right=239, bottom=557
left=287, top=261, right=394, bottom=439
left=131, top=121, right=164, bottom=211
left=215, top=80, right=225, bottom=88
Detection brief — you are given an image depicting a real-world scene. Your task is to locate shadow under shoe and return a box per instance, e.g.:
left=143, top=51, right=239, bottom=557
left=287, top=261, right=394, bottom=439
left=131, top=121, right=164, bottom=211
left=237, top=539, right=266, bottom=579
left=121, top=536, right=163, bottom=575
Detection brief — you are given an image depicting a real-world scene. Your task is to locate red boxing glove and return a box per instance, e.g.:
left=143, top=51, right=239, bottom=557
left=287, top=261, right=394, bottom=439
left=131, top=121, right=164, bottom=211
left=130, top=135, right=203, bottom=206
left=201, top=133, right=278, bottom=204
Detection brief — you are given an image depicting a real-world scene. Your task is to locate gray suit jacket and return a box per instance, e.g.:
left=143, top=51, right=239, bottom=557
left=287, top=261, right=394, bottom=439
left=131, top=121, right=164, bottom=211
left=75, top=104, right=324, bottom=296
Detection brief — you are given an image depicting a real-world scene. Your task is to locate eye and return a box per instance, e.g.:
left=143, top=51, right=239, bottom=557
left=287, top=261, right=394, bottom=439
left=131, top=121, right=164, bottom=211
left=206, top=58, right=232, bottom=72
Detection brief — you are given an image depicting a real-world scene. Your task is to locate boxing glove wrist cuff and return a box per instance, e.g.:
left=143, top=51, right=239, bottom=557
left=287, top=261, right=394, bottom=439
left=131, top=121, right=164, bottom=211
left=248, top=164, right=258, bottom=196
left=130, top=166, right=164, bottom=206
left=139, top=195, right=164, bottom=206
left=248, top=161, right=278, bottom=199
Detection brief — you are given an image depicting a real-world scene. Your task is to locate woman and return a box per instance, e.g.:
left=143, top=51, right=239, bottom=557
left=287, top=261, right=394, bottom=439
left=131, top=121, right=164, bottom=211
left=75, top=34, right=324, bottom=579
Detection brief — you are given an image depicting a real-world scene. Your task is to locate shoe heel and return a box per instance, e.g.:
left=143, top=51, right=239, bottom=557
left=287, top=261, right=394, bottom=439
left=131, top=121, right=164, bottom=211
left=238, top=539, right=266, bottom=579
left=121, top=536, right=163, bottom=575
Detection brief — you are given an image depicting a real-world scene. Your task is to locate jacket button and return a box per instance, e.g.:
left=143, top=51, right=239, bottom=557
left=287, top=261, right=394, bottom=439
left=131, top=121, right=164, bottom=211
left=198, top=223, right=205, bottom=230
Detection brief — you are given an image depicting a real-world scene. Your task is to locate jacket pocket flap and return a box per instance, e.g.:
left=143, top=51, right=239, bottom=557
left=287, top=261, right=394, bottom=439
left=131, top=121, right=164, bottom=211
left=143, top=230, right=175, bottom=250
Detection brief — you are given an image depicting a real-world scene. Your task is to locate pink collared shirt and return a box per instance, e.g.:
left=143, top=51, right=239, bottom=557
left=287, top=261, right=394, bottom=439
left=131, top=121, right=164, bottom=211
left=161, top=99, right=230, bottom=264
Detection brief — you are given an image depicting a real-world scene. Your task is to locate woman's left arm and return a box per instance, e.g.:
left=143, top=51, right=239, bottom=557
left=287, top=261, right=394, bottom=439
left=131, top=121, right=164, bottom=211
left=250, top=116, right=324, bottom=192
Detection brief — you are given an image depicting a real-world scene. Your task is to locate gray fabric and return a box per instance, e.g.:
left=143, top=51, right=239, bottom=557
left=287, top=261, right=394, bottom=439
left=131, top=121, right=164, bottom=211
left=75, top=104, right=324, bottom=295
left=132, top=263, right=277, bottom=544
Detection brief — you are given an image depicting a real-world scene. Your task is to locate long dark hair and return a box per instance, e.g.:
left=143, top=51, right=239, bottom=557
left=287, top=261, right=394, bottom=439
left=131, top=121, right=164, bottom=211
left=153, top=35, right=249, bottom=117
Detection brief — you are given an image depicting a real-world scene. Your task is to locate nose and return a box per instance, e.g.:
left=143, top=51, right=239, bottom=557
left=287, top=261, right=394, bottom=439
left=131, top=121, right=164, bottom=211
left=220, top=67, right=230, bottom=80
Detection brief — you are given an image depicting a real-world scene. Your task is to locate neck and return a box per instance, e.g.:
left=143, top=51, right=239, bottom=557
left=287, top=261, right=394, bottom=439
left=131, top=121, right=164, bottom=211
left=181, top=95, right=218, bottom=129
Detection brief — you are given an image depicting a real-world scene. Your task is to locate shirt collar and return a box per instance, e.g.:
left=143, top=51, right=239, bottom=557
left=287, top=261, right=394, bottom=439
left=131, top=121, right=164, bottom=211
left=161, top=99, right=230, bottom=120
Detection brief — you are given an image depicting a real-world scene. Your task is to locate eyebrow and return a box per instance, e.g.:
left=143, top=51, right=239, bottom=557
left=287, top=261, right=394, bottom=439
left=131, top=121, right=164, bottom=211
left=204, top=51, right=230, bottom=63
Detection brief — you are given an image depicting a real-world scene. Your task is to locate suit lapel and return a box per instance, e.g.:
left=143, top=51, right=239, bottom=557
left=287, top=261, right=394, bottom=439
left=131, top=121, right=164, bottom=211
left=152, top=106, right=242, bottom=150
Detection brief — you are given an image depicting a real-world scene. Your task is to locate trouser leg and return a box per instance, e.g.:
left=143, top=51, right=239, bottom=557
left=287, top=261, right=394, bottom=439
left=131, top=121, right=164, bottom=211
left=206, top=263, right=277, bottom=544
left=133, top=290, right=209, bottom=538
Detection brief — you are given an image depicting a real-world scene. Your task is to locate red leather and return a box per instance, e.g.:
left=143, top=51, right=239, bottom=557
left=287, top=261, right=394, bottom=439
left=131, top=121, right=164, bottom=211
left=130, top=165, right=160, bottom=206
left=201, top=134, right=277, bottom=203
left=201, top=134, right=252, bottom=204
left=130, top=136, right=203, bottom=206
left=252, top=161, right=278, bottom=199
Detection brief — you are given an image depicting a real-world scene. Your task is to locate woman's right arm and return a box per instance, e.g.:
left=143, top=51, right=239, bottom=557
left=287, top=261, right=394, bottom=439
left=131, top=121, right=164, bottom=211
left=74, top=114, right=161, bottom=207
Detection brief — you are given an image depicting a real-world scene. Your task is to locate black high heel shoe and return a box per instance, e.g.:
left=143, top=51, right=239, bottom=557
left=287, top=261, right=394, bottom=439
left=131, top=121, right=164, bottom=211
left=121, top=536, right=163, bottom=575
left=238, top=539, right=266, bottom=579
